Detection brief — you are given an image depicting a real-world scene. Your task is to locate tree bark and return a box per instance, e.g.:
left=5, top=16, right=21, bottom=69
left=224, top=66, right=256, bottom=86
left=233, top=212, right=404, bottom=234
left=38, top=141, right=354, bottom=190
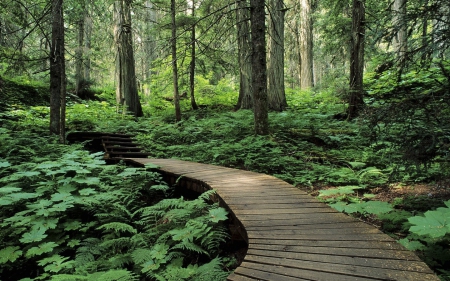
left=189, top=1, right=198, bottom=110
left=75, top=5, right=85, bottom=96
left=393, top=0, right=407, bottom=67
left=235, top=0, right=253, bottom=110
left=267, top=0, right=287, bottom=111
left=171, top=0, right=181, bottom=121
left=299, top=0, right=314, bottom=89
left=251, top=0, right=269, bottom=135
left=84, top=11, right=92, bottom=82
left=50, top=0, right=66, bottom=143
left=348, top=0, right=365, bottom=120
left=113, top=0, right=143, bottom=117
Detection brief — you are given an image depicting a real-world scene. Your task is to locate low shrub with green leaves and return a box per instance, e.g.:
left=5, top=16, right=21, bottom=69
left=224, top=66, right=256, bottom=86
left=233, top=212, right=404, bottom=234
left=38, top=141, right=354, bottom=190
left=0, top=128, right=232, bottom=281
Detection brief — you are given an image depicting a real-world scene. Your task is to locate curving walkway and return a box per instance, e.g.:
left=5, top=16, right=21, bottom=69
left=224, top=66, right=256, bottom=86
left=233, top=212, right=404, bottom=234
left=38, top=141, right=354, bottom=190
left=125, top=158, right=437, bottom=281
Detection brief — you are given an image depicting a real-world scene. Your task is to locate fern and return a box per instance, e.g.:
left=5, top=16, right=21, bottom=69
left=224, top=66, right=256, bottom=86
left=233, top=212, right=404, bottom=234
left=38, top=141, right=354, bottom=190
left=97, top=222, right=137, bottom=234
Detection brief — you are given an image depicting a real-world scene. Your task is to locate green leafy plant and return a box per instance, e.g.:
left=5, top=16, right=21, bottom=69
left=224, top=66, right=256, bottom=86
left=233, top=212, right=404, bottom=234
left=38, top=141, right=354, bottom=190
left=0, top=127, right=232, bottom=280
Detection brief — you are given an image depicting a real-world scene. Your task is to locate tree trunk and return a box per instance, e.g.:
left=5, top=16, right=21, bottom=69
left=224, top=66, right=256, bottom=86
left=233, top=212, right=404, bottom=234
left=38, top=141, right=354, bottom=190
left=113, top=0, right=143, bottom=117
left=75, top=7, right=84, bottom=96
left=348, top=0, right=365, bottom=120
left=84, top=12, right=92, bottom=82
left=189, top=1, right=198, bottom=110
left=143, top=0, right=157, bottom=97
left=393, top=0, right=407, bottom=67
left=251, top=0, right=269, bottom=135
left=267, top=0, right=287, bottom=111
left=171, top=0, right=181, bottom=121
left=235, top=0, right=253, bottom=110
left=299, top=0, right=314, bottom=89
left=50, top=0, right=66, bottom=143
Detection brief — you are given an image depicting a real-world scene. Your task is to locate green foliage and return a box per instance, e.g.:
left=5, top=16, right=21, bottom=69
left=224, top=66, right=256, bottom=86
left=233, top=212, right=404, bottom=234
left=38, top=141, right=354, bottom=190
left=0, top=128, right=231, bottom=280
left=408, top=200, right=450, bottom=238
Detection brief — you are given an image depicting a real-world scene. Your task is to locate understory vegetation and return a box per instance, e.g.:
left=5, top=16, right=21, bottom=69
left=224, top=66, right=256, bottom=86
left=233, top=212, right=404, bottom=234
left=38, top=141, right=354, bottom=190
left=0, top=127, right=232, bottom=280
left=1, top=64, right=450, bottom=280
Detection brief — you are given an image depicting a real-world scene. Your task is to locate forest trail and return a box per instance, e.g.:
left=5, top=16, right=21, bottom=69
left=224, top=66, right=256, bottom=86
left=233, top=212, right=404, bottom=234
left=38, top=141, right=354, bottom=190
left=125, top=157, right=439, bottom=281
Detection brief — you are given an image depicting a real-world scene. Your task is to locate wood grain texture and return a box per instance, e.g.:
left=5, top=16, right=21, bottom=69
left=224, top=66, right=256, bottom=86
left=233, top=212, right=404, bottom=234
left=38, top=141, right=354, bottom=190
left=125, top=158, right=439, bottom=281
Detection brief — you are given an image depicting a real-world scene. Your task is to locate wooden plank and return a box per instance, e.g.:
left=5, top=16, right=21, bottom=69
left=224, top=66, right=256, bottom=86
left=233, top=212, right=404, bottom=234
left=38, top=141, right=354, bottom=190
left=246, top=249, right=434, bottom=273
left=249, top=238, right=405, bottom=250
left=240, top=216, right=361, bottom=227
left=227, top=202, right=329, bottom=210
left=247, top=231, right=392, bottom=241
left=246, top=221, right=372, bottom=230
left=230, top=267, right=309, bottom=281
left=238, top=261, right=377, bottom=281
left=248, top=243, right=419, bottom=260
left=236, top=212, right=348, bottom=221
left=247, top=225, right=383, bottom=235
left=221, top=195, right=318, bottom=203
left=232, top=207, right=337, bottom=215
left=243, top=255, right=438, bottom=280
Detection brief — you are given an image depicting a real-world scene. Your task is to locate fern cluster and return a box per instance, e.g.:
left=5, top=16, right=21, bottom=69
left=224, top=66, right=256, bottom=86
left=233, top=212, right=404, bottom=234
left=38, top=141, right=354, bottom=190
left=0, top=128, right=232, bottom=281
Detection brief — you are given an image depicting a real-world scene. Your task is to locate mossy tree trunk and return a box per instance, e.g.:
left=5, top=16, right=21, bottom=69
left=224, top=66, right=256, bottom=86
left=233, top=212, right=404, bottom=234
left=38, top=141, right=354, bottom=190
left=267, top=0, right=287, bottom=111
left=348, top=0, right=365, bottom=120
left=235, top=0, right=253, bottom=110
left=50, top=0, right=66, bottom=143
left=251, top=0, right=269, bottom=135
left=113, top=0, right=143, bottom=117
left=171, top=0, right=181, bottom=121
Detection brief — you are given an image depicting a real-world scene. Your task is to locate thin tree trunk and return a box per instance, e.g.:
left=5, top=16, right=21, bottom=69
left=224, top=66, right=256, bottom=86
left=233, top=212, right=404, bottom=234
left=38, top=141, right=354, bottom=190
left=113, top=0, right=143, bottom=117
left=171, top=0, right=181, bottom=121
left=75, top=8, right=84, bottom=96
left=299, top=0, right=314, bottom=89
left=50, top=0, right=66, bottom=144
left=251, top=0, right=269, bottom=135
left=267, top=0, right=287, bottom=111
left=393, top=0, right=407, bottom=68
left=84, top=12, right=92, bottom=82
left=348, top=0, right=365, bottom=119
left=235, top=0, right=253, bottom=110
left=189, top=1, right=198, bottom=110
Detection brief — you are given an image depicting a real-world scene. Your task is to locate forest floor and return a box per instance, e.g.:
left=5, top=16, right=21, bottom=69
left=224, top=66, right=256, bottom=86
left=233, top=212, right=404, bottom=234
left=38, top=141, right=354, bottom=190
left=300, top=181, right=450, bottom=230
left=303, top=181, right=450, bottom=202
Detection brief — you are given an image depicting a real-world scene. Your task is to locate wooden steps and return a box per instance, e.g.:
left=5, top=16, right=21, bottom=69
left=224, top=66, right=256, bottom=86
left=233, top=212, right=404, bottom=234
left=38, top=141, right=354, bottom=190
left=124, top=158, right=439, bottom=281
left=66, top=132, right=150, bottom=161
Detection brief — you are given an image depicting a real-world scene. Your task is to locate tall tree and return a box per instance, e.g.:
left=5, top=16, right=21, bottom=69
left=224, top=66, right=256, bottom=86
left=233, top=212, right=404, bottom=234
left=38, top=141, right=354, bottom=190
left=189, top=0, right=198, bottom=110
left=83, top=4, right=92, bottom=83
left=299, top=0, right=314, bottom=89
left=267, top=0, right=287, bottom=111
left=74, top=0, right=85, bottom=96
left=251, top=0, right=269, bottom=135
left=392, top=0, right=407, bottom=67
left=113, top=0, right=143, bottom=117
left=235, top=0, right=253, bottom=110
left=171, top=0, right=181, bottom=121
left=348, top=0, right=365, bottom=119
left=50, top=0, right=66, bottom=143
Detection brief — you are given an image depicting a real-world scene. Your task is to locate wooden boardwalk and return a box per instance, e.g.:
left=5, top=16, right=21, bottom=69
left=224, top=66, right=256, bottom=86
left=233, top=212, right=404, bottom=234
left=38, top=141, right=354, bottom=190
left=125, top=158, right=438, bottom=281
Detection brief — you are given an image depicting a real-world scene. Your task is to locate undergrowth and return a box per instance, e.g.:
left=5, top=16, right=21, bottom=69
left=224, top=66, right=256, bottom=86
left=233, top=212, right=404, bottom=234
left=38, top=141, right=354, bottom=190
left=0, top=127, right=232, bottom=280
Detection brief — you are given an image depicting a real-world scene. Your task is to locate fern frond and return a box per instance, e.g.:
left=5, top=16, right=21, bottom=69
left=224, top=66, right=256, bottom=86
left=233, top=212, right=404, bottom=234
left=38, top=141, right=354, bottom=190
left=87, top=269, right=138, bottom=281
left=192, top=257, right=230, bottom=281
left=200, top=225, right=229, bottom=253
left=97, top=222, right=137, bottom=234
left=108, top=253, right=133, bottom=269
left=100, top=237, right=133, bottom=252
left=131, top=248, right=154, bottom=265
left=50, top=274, right=88, bottom=280
left=171, top=241, right=208, bottom=255
left=197, top=190, right=217, bottom=202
